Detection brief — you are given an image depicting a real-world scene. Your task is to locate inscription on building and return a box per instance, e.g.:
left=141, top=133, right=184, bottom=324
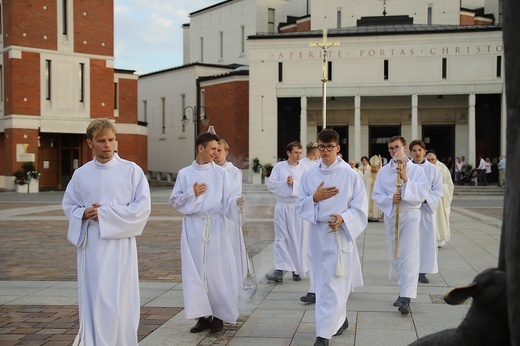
left=276, top=44, right=504, bottom=60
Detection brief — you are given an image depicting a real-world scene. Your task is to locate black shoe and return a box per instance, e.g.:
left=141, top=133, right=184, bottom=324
left=333, top=316, right=349, bottom=336
left=210, top=317, right=223, bottom=333
left=265, top=269, right=284, bottom=282
left=398, top=298, right=410, bottom=314
left=418, top=273, right=429, bottom=284
left=314, top=337, right=329, bottom=346
left=300, top=292, right=316, bottom=304
left=292, top=272, right=301, bottom=281
left=190, top=316, right=212, bottom=333
left=393, top=296, right=401, bottom=307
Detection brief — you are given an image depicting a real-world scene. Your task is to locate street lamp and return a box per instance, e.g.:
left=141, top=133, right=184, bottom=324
left=182, top=106, right=209, bottom=132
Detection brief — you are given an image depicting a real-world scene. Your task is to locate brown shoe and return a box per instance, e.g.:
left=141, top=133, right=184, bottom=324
left=210, top=317, right=224, bottom=333
left=190, top=316, right=212, bottom=333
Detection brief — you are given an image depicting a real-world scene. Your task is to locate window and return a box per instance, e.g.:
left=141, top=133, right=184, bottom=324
left=62, top=0, right=68, bottom=35
left=268, top=8, right=275, bottom=34
left=336, top=10, right=342, bottom=28
left=240, top=25, right=245, bottom=54
left=161, top=97, right=166, bottom=134
left=278, top=62, right=283, bottom=82
left=442, top=57, right=447, bottom=79
left=0, top=5, right=3, bottom=36
left=114, top=82, right=118, bottom=110
left=496, top=56, right=502, bottom=78
left=219, top=31, right=224, bottom=59
left=328, top=61, right=332, bottom=81
left=143, top=100, right=148, bottom=123
left=427, top=5, right=432, bottom=25
left=383, top=60, right=389, bottom=80
left=200, top=37, right=204, bottom=62
left=45, top=60, right=51, bottom=100
left=79, top=63, right=84, bottom=102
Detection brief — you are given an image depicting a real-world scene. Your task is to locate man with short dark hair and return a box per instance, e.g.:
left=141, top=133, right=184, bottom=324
left=170, top=132, right=245, bottom=334
left=372, top=136, right=429, bottom=315
left=266, top=141, right=308, bottom=282
left=296, top=129, right=368, bottom=346
left=409, top=140, right=443, bottom=284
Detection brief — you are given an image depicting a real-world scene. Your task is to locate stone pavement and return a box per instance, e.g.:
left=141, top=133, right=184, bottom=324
left=0, top=185, right=504, bottom=345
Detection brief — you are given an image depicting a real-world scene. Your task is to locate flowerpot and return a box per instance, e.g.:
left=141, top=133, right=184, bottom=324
left=28, top=178, right=39, bottom=193
left=16, top=184, right=28, bottom=193
left=252, top=172, right=262, bottom=184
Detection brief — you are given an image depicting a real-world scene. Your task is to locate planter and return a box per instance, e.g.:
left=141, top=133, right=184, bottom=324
left=28, top=178, right=39, bottom=193
left=16, top=184, right=28, bottom=193
left=252, top=172, right=262, bottom=184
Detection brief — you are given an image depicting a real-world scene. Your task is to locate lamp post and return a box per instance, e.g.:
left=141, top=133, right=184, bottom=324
left=182, top=106, right=209, bottom=157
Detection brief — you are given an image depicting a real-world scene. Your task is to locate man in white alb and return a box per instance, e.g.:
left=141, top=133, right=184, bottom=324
left=296, top=129, right=368, bottom=346
left=62, top=118, right=151, bottom=346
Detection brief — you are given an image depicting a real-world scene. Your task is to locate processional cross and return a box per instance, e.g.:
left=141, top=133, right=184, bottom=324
left=310, top=29, right=339, bottom=129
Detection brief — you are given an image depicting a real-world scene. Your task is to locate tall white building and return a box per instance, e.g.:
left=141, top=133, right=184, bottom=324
left=142, top=0, right=503, bottom=180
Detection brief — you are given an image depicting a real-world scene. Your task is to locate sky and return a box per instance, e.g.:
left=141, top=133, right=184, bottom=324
left=114, top=0, right=486, bottom=75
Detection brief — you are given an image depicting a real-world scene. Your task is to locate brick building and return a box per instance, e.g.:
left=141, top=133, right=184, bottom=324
left=0, top=0, right=147, bottom=191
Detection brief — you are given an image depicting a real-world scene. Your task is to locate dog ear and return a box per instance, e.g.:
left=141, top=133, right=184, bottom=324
left=444, top=283, right=478, bottom=305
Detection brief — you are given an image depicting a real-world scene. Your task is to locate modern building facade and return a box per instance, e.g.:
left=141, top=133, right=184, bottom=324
left=142, top=0, right=504, bottom=181
left=0, top=0, right=146, bottom=191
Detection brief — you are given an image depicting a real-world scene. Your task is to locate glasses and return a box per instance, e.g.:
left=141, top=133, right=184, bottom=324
left=318, top=144, right=338, bottom=152
left=388, top=146, right=402, bottom=152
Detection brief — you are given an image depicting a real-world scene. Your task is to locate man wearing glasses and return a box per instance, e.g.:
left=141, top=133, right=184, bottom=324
left=296, top=129, right=368, bottom=346
left=372, top=136, right=429, bottom=315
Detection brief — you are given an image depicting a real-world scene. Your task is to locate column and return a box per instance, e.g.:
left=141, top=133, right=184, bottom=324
left=468, top=93, right=476, bottom=166
left=354, top=95, right=361, bottom=162
left=500, top=91, right=507, bottom=156
left=300, top=96, right=308, bottom=147
left=411, top=94, right=418, bottom=140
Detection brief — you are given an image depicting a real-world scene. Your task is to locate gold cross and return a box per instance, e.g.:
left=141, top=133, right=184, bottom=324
left=310, top=29, right=340, bottom=82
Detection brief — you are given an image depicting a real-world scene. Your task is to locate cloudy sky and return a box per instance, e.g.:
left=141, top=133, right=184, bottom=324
left=114, top=0, right=485, bottom=75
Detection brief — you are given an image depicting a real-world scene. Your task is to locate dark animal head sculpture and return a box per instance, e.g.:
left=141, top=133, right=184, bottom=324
left=409, top=268, right=509, bottom=346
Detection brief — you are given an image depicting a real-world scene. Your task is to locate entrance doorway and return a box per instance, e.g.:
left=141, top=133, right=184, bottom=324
left=369, top=126, right=401, bottom=163
left=277, top=98, right=301, bottom=161
left=422, top=125, right=455, bottom=164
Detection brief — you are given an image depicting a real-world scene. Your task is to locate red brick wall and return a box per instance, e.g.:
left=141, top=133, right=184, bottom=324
left=2, top=0, right=58, bottom=50
left=4, top=51, right=41, bottom=116
left=90, top=59, right=115, bottom=118
left=117, top=77, right=138, bottom=124
left=74, top=0, right=114, bottom=56
left=115, top=134, right=148, bottom=172
left=201, top=80, right=249, bottom=169
left=5, top=128, right=40, bottom=177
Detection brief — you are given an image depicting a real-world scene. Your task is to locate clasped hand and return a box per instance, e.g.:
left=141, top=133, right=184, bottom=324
left=83, top=203, right=101, bottom=221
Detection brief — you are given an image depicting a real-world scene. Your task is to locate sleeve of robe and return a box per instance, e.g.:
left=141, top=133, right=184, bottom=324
left=439, top=162, right=454, bottom=206
left=62, top=173, right=90, bottom=247
left=267, top=162, right=297, bottom=198
left=338, top=174, right=368, bottom=241
left=423, top=165, right=443, bottom=214
left=296, top=170, right=319, bottom=224
left=169, top=168, right=205, bottom=215
left=400, top=163, right=429, bottom=206
left=371, top=167, right=395, bottom=217
left=221, top=168, right=242, bottom=222
left=96, top=164, right=151, bottom=239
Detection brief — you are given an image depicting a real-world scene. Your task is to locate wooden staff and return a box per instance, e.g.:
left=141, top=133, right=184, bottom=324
left=394, top=161, right=403, bottom=259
